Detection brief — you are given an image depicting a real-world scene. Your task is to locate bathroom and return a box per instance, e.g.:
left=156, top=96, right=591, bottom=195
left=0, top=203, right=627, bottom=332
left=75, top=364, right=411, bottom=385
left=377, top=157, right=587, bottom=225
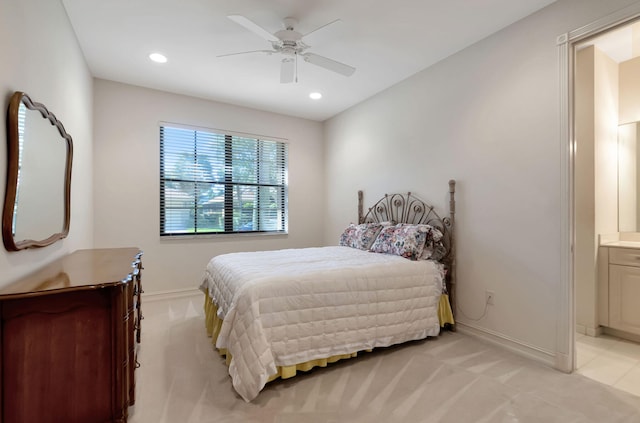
left=575, top=19, right=640, bottom=397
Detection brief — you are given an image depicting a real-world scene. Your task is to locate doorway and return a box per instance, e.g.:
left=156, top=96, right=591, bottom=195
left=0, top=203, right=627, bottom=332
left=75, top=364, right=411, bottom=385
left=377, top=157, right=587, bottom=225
left=564, top=5, right=640, bottom=398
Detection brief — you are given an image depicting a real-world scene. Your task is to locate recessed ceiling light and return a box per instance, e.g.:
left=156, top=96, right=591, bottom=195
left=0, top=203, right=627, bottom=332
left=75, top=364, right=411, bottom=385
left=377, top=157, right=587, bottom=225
left=309, top=92, right=322, bottom=100
left=149, top=53, right=168, bottom=63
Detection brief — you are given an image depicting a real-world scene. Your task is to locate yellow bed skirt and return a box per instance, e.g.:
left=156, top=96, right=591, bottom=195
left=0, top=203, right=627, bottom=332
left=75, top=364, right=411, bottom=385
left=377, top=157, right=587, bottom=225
left=203, top=291, right=454, bottom=383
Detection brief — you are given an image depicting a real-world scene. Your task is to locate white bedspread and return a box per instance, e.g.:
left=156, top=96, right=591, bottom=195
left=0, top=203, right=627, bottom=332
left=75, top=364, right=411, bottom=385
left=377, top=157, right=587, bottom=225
left=200, top=246, right=444, bottom=401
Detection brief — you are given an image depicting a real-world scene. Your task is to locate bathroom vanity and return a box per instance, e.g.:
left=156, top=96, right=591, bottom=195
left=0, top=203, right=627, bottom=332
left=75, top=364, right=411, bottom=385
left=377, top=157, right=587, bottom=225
left=599, top=233, right=640, bottom=339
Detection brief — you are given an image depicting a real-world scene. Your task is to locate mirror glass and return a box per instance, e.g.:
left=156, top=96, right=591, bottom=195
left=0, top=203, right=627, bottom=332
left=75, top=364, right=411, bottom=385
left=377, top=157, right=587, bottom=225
left=619, top=121, right=640, bottom=232
left=2, top=92, right=72, bottom=251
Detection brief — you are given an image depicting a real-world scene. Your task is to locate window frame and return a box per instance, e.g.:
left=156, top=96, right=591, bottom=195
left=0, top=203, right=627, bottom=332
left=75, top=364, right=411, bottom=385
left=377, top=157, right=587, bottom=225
left=159, top=123, right=288, bottom=237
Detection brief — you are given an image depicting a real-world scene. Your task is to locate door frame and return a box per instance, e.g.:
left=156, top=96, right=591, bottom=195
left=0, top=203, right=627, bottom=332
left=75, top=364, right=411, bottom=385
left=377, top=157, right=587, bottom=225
left=558, top=2, right=640, bottom=373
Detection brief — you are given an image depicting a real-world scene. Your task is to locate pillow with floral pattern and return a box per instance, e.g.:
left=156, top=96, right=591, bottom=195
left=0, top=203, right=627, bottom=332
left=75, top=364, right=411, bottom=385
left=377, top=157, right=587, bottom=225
left=339, top=224, right=359, bottom=248
left=418, top=225, right=446, bottom=260
left=357, top=222, right=385, bottom=250
left=370, top=224, right=428, bottom=260
left=339, top=223, right=385, bottom=250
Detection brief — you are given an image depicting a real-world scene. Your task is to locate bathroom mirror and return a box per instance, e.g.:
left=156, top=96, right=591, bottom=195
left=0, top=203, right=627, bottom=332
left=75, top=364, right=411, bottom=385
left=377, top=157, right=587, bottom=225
left=2, top=91, right=73, bottom=251
left=619, top=121, right=640, bottom=232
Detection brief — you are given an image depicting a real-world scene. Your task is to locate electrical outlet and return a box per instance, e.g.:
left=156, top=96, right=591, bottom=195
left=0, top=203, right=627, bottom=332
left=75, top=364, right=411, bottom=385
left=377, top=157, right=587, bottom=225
left=485, top=290, right=495, bottom=305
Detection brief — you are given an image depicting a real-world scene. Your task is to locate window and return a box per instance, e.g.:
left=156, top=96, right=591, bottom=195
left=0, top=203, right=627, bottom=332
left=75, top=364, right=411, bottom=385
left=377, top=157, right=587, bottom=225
left=160, top=125, right=288, bottom=236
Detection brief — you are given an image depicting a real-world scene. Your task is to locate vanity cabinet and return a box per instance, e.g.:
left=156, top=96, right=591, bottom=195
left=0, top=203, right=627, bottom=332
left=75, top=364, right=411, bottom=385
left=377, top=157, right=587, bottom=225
left=599, top=246, right=640, bottom=336
left=0, top=248, right=143, bottom=423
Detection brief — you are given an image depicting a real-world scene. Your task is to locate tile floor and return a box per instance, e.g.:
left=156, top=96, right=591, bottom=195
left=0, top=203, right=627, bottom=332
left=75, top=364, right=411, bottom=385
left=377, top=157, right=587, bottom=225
left=128, top=293, right=640, bottom=422
left=576, top=332, right=640, bottom=397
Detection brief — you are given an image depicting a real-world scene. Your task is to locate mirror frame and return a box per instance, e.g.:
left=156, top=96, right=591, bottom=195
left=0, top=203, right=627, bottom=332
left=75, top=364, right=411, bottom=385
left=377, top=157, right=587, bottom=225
left=2, top=91, right=73, bottom=251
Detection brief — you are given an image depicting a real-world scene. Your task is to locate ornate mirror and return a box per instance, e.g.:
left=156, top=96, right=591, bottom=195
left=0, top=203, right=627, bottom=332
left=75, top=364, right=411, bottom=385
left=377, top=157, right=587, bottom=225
left=2, top=91, right=73, bottom=251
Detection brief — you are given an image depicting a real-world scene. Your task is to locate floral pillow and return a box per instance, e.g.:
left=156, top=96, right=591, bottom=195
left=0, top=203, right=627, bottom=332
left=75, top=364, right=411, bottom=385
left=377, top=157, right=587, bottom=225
left=339, top=223, right=384, bottom=250
left=339, top=224, right=359, bottom=248
left=418, top=225, right=446, bottom=260
left=357, top=222, right=385, bottom=250
left=369, top=224, right=428, bottom=260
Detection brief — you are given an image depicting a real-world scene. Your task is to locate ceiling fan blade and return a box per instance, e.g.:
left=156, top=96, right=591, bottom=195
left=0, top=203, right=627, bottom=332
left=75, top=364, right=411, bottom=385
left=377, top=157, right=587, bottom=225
left=227, top=15, right=279, bottom=43
left=303, top=53, right=355, bottom=77
left=217, top=50, right=273, bottom=58
left=280, top=58, right=295, bottom=83
left=302, top=19, right=341, bottom=39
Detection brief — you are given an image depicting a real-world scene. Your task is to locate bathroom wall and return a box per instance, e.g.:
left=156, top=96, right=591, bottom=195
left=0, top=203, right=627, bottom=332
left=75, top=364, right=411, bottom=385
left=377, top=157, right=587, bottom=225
left=619, top=55, right=640, bottom=233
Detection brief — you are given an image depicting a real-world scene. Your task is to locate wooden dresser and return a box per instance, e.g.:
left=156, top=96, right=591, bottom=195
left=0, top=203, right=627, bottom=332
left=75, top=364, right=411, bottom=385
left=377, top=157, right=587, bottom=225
left=0, top=248, right=143, bottom=423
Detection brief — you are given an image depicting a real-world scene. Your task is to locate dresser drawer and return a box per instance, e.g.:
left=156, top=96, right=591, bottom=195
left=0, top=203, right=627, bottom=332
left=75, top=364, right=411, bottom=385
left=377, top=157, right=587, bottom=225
left=609, top=248, right=640, bottom=267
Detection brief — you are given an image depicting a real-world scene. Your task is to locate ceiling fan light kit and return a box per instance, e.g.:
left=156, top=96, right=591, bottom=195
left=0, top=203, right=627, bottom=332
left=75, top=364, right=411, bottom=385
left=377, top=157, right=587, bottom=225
left=280, top=57, right=295, bottom=83
left=222, top=14, right=356, bottom=83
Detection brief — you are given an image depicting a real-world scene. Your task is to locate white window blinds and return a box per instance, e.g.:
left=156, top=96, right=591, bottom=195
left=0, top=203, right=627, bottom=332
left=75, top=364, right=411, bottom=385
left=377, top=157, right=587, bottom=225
left=160, top=125, right=288, bottom=236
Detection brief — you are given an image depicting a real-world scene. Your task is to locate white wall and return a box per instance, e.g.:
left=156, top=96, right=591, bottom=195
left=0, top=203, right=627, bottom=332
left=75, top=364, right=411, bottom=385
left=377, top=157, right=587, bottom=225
left=575, top=46, right=597, bottom=334
left=0, top=0, right=93, bottom=286
left=594, top=49, right=620, bottom=244
left=324, top=0, right=640, bottom=357
left=574, top=46, right=619, bottom=334
left=618, top=122, right=637, bottom=231
left=92, top=80, right=324, bottom=293
left=619, top=55, right=640, bottom=125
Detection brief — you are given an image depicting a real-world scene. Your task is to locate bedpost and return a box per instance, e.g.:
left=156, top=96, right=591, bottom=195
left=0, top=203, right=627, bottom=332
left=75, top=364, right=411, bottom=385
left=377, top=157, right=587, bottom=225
left=358, top=190, right=364, bottom=224
left=448, top=180, right=456, bottom=330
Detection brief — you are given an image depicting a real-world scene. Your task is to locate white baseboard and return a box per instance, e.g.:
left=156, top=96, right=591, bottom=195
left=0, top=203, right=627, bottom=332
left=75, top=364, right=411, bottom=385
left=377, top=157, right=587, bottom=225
left=554, top=350, right=573, bottom=373
left=457, top=322, right=556, bottom=368
left=575, top=323, right=602, bottom=337
left=142, top=288, right=202, bottom=302
left=586, top=326, right=603, bottom=337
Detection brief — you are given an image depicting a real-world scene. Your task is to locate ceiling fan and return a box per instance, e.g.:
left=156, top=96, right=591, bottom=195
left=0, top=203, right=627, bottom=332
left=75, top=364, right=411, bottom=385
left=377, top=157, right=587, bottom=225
left=220, top=15, right=356, bottom=84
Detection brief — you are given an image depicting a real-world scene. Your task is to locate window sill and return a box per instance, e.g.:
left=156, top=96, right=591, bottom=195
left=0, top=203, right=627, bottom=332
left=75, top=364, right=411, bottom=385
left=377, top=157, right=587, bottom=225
left=159, top=231, right=288, bottom=241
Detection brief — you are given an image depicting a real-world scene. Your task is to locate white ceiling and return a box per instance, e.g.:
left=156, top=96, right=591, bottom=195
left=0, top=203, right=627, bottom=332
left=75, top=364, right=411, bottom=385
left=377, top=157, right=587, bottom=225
left=584, top=21, right=640, bottom=63
left=62, top=0, right=557, bottom=121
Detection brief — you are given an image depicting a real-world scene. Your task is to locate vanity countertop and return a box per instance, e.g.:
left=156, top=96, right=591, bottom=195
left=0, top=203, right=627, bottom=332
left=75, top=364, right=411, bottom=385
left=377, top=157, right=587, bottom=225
left=600, top=240, right=640, bottom=249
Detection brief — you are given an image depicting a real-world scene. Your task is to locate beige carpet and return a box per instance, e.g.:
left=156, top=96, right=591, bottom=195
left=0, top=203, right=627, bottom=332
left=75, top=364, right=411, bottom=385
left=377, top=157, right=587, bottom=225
left=128, top=294, right=640, bottom=423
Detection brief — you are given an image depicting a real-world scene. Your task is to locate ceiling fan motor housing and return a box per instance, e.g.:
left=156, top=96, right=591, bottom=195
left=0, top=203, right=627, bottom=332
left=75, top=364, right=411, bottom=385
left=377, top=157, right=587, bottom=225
left=282, top=17, right=297, bottom=31
left=274, top=18, right=307, bottom=55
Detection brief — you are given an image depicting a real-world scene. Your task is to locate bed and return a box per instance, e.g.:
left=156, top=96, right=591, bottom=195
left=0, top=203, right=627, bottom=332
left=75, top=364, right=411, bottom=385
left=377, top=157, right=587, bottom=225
left=200, top=180, right=457, bottom=401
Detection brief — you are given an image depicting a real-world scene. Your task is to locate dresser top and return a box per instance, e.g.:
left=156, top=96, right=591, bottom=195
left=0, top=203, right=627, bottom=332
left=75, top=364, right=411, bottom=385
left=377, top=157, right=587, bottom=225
left=0, top=248, right=142, bottom=299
